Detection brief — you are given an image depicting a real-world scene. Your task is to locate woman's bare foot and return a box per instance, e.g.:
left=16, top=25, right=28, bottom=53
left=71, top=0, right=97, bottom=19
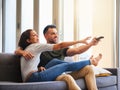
left=90, top=53, right=102, bottom=66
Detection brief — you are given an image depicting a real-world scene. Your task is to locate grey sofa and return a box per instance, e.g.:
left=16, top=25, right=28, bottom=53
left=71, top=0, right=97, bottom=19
left=0, top=53, right=120, bottom=90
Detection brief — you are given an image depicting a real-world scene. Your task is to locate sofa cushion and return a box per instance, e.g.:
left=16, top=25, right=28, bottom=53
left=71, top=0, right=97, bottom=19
left=0, top=53, right=22, bottom=82
left=96, top=75, right=117, bottom=88
left=0, top=81, right=68, bottom=90
left=98, top=85, right=117, bottom=90
left=75, top=76, right=117, bottom=89
left=71, top=75, right=117, bottom=89
left=0, top=75, right=117, bottom=90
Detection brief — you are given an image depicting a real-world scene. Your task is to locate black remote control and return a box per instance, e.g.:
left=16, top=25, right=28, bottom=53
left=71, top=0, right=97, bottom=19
left=96, top=36, right=104, bottom=40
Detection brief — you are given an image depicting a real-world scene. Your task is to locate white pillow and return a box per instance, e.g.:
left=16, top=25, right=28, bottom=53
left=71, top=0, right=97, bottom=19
left=91, top=65, right=112, bottom=77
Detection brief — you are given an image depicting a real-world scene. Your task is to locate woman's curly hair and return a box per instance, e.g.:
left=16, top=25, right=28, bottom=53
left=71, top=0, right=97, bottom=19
left=18, top=29, right=32, bottom=50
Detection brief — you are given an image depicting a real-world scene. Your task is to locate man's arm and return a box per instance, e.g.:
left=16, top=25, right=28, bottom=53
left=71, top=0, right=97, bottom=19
left=15, top=47, right=34, bottom=60
left=66, top=37, right=99, bottom=56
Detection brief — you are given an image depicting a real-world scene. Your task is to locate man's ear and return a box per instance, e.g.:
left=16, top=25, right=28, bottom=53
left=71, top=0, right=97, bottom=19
left=44, top=34, right=48, bottom=40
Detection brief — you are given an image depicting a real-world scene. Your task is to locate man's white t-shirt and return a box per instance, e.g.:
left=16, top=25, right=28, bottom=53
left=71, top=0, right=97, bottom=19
left=21, top=43, right=53, bottom=82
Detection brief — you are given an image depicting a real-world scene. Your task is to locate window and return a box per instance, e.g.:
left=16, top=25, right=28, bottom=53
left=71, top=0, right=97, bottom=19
left=3, top=0, right=16, bottom=52
left=1, top=0, right=118, bottom=68
left=21, top=0, right=33, bottom=32
left=0, top=0, right=2, bottom=52
left=2, top=0, right=53, bottom=52
left=63, top=0, right=74, bottom=41
left=39, top=0, right=53, bottom=43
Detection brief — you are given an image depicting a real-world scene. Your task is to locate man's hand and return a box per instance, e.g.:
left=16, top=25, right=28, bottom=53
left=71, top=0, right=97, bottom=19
left=22, top=51, right=34, bottom=60
left=38, top=66, right=46, bottom=72
left=80, top=36, right=91, bottom=45
left=89, top=37, right=100, bottom=46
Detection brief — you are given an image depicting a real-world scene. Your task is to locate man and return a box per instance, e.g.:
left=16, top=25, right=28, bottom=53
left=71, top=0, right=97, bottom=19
left=15, top=25, right=101, bottom=90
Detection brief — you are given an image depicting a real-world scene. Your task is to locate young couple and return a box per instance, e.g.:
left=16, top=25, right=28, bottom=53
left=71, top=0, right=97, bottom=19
left=15, top=25, right=102, bottom=90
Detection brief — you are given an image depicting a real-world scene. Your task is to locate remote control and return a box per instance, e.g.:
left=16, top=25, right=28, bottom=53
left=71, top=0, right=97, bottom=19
left=96, top=36, right=104, bottom=40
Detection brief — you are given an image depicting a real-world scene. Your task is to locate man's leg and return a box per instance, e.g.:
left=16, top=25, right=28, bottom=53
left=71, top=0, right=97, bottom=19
left=68, top=65, right=98, bottom=90
left=56, top=74, right=81, bottom=90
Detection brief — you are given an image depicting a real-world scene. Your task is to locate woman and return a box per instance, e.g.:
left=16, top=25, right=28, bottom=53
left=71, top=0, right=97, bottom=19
left=19, top=29, right=102, bottom=82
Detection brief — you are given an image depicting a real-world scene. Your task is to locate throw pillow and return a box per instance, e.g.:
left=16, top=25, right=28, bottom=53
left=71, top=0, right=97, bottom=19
left=91, top=65, right=112, bottom=77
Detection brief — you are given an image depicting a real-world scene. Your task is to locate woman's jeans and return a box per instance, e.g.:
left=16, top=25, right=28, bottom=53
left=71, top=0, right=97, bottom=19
left=26, top=59, right=90, bottom=82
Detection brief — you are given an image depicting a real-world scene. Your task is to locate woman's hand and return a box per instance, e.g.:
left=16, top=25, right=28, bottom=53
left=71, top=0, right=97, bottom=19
left=22, top=51, right=34, bottom=60
left=38, top=66, right=46, bottom=72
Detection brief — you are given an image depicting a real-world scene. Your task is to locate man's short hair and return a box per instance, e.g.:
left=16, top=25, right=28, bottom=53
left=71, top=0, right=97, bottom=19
left=43, top=24, right=56, bottom=35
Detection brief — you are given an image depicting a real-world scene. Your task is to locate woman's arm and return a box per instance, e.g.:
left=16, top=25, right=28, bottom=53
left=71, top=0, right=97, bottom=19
left=53, top=37, right=92, bottom=50
left=15, top=47, right=34, bottom=60
left=53, top=40, right=82, bottom=50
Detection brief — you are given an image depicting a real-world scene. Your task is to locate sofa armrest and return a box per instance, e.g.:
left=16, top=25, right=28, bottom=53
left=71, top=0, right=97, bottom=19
left=0, top=53, right=22, bottom=82
left=104, top=68, right=120, bottom=75
left=105, top=68, right=120, bottom=90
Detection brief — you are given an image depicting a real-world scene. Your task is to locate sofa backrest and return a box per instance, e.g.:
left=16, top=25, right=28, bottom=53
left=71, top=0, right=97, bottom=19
left=0, top=53, right=22, bottom=82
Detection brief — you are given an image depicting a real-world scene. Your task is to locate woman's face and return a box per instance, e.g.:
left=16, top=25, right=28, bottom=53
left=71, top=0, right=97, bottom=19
left=27, top=30, right=39, bottom=43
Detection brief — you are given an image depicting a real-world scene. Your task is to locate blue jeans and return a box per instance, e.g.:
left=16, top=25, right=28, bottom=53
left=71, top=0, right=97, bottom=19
left=45, top=58, right=67, bottom=69
left=26, top=59, right=90, bottom=82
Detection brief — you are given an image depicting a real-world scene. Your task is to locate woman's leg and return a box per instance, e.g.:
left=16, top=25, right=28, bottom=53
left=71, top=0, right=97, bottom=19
left=26, top=54, right=102, bottom=82
left=45, top=59, right=90, bottom=69
left=45, top=53, right=102, bottom=69
left=45, top=58, right=67, bottom=69
left=26, top=63, right=69, bottom=82
left=26, top=60, right=90, bottom=82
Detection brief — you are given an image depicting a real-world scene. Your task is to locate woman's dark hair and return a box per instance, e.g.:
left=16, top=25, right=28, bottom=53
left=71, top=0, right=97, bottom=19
left=18, top=29, right=32, bottom=50
left=43, top=24, right=56, bottom=35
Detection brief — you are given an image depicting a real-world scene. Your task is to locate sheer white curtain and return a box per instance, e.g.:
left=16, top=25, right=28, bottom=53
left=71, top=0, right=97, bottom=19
left=58, top=0, right=116, bottom=67
left=78, top=0, right=93, bottom=60
left=77, top=0, right=116, bottom=68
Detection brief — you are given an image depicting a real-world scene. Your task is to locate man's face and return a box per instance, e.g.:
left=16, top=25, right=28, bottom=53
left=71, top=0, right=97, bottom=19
left=44, top=28, right=58, bottom=44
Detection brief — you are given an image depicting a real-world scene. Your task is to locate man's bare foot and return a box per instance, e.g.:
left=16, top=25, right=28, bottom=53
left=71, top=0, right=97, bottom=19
left=90, top=53, right=102, bottom=66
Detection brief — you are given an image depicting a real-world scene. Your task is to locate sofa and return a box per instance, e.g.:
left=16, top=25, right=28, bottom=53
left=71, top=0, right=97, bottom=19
left=0, top=53, right=120, bottom=90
